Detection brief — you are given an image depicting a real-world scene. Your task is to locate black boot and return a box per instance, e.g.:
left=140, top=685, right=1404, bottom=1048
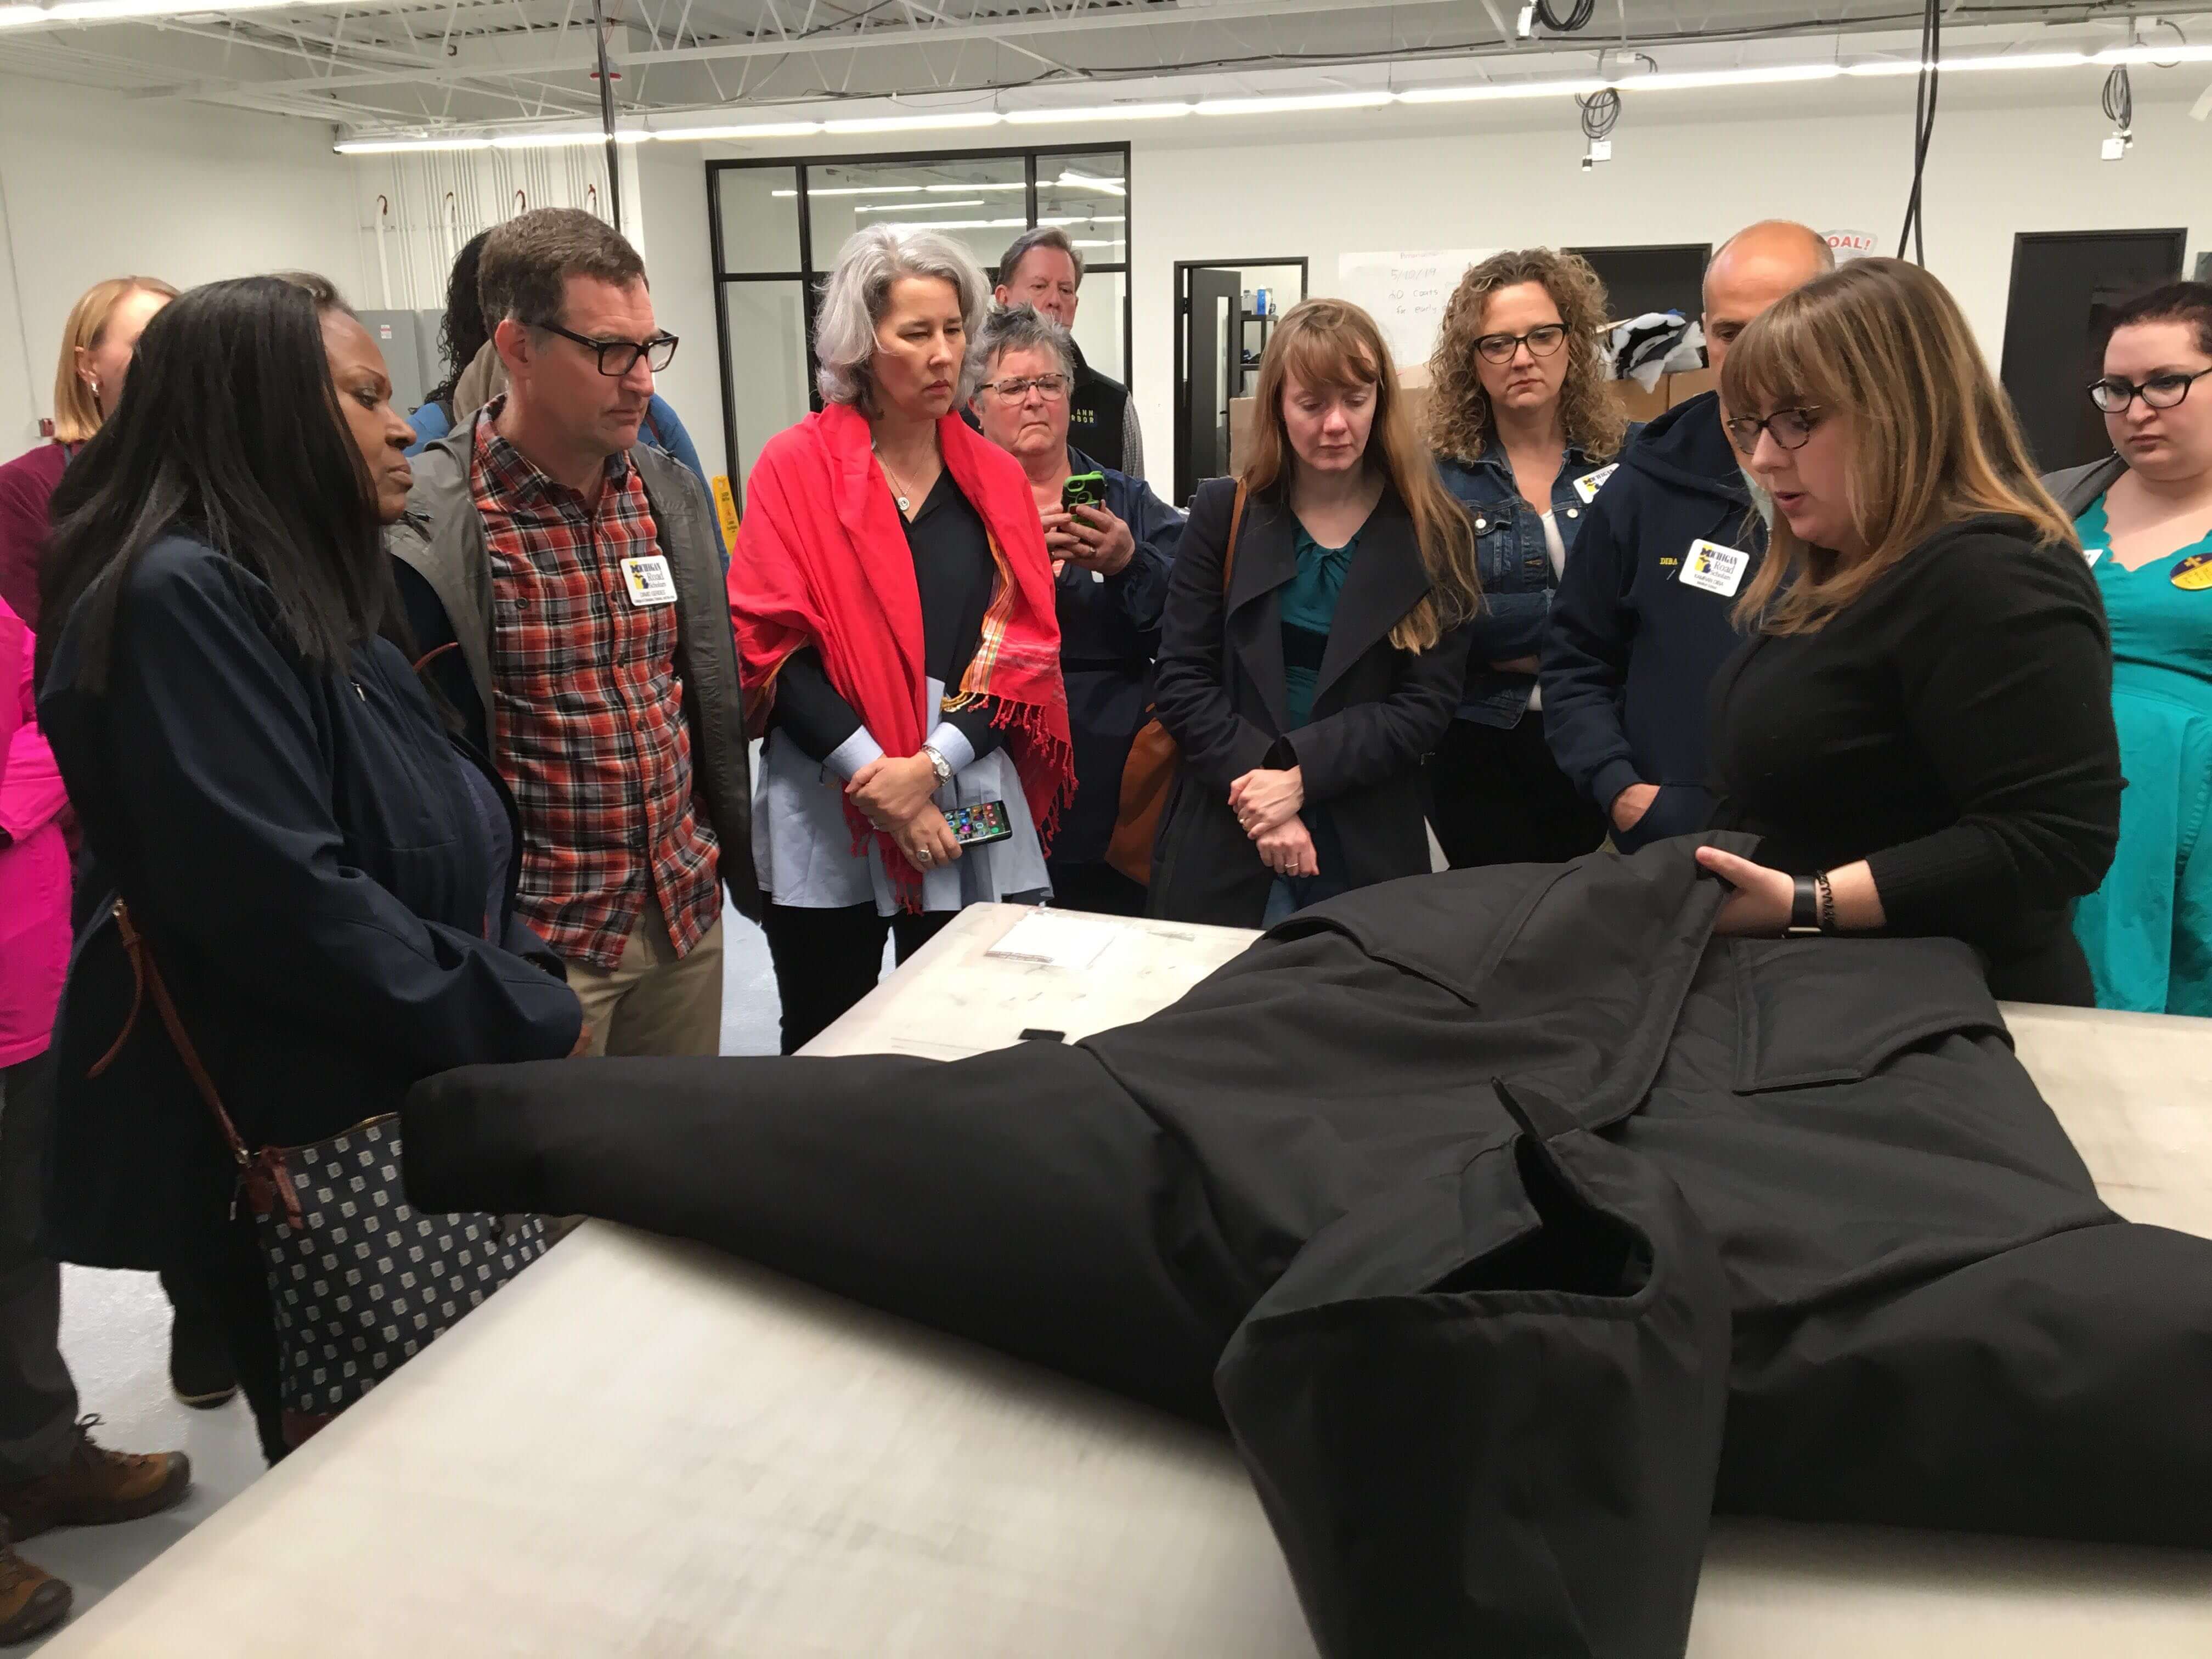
left=160, top=1269, right=238, bottom=1409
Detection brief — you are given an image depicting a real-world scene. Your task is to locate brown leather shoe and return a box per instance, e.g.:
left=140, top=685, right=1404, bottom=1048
left=0, top=1417, right=190, bottom=1542
left=0, top=1524, right=71, bottom=1647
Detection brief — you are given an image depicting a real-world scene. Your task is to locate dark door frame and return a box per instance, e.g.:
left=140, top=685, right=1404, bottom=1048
left=1999, top=226, right=2188, bottom=470
left=1173, top=255, right=1309, bottom=505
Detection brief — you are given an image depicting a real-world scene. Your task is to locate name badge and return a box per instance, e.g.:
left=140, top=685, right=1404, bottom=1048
left=620, top=554, right=679, bottom=608
left=1573, top=464, right=1619, bottom=505
left=2174, top=551, right=2212, bottom=591
left=1679, top=539, right=1750, bottom=598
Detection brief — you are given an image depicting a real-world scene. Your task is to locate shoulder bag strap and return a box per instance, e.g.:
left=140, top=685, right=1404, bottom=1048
left=89, top=899, right=300, bottom=1227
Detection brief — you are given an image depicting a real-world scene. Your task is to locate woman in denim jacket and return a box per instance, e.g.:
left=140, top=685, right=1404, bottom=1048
left=1426, top=249, right=1639, bottom=867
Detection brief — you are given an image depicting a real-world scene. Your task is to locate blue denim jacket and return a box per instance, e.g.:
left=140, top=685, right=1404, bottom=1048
left=1437, top=436, right=1637, bottom=727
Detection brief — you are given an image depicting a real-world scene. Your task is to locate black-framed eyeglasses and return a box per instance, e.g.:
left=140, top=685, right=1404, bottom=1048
left=984, top=373, right=1069, bottom=402
left=1474, top=324, right=1567, bottom=364
left=2088, top=365, right=2212, bottom=414
left=537, top=321, right=680, bottom=377
left=1725, top=406, right=1826, bottom=457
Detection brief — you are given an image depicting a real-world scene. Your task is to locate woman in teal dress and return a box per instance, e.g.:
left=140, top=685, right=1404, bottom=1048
left=2046, top=281, right=2212, bottom=1014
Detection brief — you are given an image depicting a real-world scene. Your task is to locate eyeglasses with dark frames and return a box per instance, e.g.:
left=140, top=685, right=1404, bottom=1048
left=1724, top=406, right=1826, bottom=457
left=536, top=321, right=680, bottom=377
left=984, top=373, right=1070, bottom=402
left=2087, top=365, right=2212, bottom=414
left=1474, top=324, right=1568, bottom=364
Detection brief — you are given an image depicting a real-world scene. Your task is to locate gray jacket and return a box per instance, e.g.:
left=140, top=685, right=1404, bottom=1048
left=387, top=430, right=761, bottom=921
left=2043, top=453, right=2127, bottom=518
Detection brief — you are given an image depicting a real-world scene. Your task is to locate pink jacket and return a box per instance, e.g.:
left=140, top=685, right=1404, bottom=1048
left=0, top=595, right=68, bottom=1067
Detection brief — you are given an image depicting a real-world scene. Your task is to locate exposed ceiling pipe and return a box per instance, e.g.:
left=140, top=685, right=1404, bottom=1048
left=374, top=193, right=393, bottom=311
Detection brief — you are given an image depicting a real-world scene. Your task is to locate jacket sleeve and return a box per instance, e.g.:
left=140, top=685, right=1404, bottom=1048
left=645, top=394, right=712, bottom=493
left=1539, top=490, right=1644, bottom=811
left=1283, top=624, right=1472, bottom=803
left=1121, top=403, right=1147, bottom=483
left=1465, top=590, right=1551, bottom=664
left=1110, top=482, right=1184, bottom=646
left=1, top=614, right=65, bottom=846
left=99, top=556, right=582, bottom=1074
left=1152, top=481, right=1277, bottom=791
left=1862, top=539, right=2123, bottom=938
left=389, top=556, right=487, bottom=757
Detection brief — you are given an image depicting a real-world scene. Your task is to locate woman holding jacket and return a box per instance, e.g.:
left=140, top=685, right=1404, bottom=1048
left=1699, top=258, right=2121, bottom=1005
left=1426, top=249, right=1634, bottom=867
left=37, top=275, right=583, bottom=1463
left=1148, top=298, right=1479, bottom=928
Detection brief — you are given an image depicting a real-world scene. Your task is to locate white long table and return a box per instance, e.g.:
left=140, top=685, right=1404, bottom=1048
left=46, top=905, right=2212, bottom=1656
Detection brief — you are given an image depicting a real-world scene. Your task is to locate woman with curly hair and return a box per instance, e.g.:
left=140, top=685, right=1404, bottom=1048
left=1425, top=248, right=1636, bottom=868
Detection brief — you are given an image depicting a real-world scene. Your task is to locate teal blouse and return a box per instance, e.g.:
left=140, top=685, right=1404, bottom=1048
left=1282, top=524, right=1359, bottom=731
left=2070, top=494, right=2212, bottom=1017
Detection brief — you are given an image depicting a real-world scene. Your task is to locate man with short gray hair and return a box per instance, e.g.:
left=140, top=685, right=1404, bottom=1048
left=995, top=225, right=1145, bottom=479
left=391, top=207, right=758, bottom=1058
left=1541, top=219, right=1834, bottom=851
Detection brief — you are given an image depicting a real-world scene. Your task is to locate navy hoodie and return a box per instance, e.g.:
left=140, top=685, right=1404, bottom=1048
left=1538, top=391, right=1765, bottom=851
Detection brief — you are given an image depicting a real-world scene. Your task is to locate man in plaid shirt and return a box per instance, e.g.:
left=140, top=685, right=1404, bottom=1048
left=392, top=211, right=758, bottom=1056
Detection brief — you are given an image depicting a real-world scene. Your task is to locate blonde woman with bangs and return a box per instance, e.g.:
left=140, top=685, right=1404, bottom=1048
left=1149, top=298, right=1480, bottom=928
left=1, top=276, right=177, bottom=627
left=1696, top=257, right=2122, bottom=1005
left=1426, top=248, right=1633, bottom=868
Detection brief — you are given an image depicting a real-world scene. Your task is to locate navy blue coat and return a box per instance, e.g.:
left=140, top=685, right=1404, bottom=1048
left=37, top=535, right=582, bottom=1268
left=1538, top=393, right=1765, bottom=850
left=1051, top=447, right=1184, bottom=868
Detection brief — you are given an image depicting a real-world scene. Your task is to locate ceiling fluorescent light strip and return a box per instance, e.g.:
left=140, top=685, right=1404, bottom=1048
left=822, top=111, right=1004, bottom=134
left=1398, top=78, right=1607, bottom=104
left=1194, top=91, right=1396, bottom=116
left=2095, top=43, right=2212, bottom=65
left=1005, top=103, right=1194, bottom=124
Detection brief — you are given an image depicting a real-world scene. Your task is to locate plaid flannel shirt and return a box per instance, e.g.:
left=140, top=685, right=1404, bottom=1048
left=472, top=406, right=720, bottom=968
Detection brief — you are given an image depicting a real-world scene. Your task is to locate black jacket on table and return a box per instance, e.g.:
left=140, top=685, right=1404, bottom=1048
left=37, top=535, right=583, bottom=1269
left=404, top=835, right=2212, bottom=1658
left=1706, top=514, right=2121, bottom=1005
left=1541, top=391, right=1764, bottom=848
left=1052, top=446, right=1183, bottom=870
left=1147, top=477, right=1469, bottom=927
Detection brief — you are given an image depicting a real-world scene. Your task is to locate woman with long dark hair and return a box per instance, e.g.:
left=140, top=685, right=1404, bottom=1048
left=1148, top=298, right=1479, bottom=928
left=35, top=275, right=583, bottom=1462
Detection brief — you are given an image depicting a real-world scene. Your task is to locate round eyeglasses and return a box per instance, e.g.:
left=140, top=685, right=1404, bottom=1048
left=1724, top=407, right=1826, bottom=458
left=1474, top=325, right=1568, bottom=364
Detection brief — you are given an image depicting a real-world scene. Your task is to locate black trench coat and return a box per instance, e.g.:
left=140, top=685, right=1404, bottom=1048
left=403, top=836, right=2212, bottom=1658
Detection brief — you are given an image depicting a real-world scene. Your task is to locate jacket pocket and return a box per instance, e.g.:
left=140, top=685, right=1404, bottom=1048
left=1730, top=936, right=2009, bottom=1092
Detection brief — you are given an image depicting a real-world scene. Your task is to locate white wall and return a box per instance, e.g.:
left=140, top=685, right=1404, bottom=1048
left=1123, top=84, right=2212, bottom=469
left=0, top=74, right=365, bottom=448
left=632, top=146, right=729, bottom=483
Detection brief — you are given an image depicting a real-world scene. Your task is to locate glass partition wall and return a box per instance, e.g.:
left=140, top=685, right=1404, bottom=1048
left=708, top=144, right=1132, bottom=502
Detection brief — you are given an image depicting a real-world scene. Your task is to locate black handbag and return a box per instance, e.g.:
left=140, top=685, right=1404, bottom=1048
left=91, top=899, right=547, bottom=1447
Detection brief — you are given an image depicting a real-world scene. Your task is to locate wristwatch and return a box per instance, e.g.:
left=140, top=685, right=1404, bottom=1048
left=1785, top=874, right=1824, bottom=937
left=920, top=744, right=953, bottom=787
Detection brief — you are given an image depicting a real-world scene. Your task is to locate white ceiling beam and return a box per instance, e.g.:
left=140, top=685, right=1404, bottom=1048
left=143, top=0, right=1459, bottom=100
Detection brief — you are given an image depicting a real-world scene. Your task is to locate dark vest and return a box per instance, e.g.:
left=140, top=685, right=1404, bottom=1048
left=1067, top=343, right=1131, bottom=475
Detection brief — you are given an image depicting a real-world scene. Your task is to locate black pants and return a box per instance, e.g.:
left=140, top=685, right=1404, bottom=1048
left=0, top=1052, right=77, bottom=1485
left=1047, top=861, right=1148, bottom=918
left=762, top=904, right=956, bottom=1054
left=1427, top=714, right=1606, bottom=870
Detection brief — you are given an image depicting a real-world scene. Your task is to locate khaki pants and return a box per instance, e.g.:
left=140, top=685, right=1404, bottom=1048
left=566, top=891, right=726, bottom=1058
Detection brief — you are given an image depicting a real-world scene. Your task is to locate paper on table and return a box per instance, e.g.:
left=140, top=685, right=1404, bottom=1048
left=985, top=911, right=1127, bottom=971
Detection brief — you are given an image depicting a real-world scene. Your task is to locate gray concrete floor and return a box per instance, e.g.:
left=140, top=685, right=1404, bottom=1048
left=16, top=905, right=781, bottom=1651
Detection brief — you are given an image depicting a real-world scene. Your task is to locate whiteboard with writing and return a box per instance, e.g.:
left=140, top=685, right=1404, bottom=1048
left=1333, top=249, right=1497, bottom=371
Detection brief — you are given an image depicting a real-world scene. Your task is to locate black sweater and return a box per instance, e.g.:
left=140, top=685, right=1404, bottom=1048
left=1706, top=515, right=2121, bottom=991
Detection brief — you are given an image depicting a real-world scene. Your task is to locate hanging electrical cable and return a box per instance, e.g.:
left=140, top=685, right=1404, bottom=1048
left=1576, top=85, right=1622, bottom=171
left=1897, top=0, right=1941, bottom=266
left=2102, top=58, right=2135, bottom=156
left=1535, top=1, right=1598, bottom=30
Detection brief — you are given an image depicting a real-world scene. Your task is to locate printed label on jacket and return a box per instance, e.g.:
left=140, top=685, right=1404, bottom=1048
left=1573, top=464, right=1619, bottom=504
left=620, top=554, right=679, bottom=608
left=1679, top=539, right=1749, bottom=598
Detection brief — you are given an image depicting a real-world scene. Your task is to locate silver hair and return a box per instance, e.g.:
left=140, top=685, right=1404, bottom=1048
left=972, top=304, right=1077, bottom=388
left=812, top=224, right=992, bottom=408
left=996, top=225, right=1086, bottom=289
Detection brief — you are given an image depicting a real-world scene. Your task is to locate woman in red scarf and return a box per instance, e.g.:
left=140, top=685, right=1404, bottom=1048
left=732, top=227, right=1074, bottom=1053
